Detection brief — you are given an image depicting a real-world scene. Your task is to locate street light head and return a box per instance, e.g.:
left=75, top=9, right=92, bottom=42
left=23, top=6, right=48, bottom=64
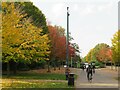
left=67, top=7, right=69, bottom=10
left=67, top=7, right=70, bottom=16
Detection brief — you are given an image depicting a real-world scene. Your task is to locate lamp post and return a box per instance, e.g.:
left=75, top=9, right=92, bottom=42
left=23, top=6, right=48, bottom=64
left=66, top=7, right=70, bottom=67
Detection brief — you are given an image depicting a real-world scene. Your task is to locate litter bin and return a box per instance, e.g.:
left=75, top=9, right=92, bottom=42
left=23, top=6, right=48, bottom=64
left=68, top=73, right=74, bottom=86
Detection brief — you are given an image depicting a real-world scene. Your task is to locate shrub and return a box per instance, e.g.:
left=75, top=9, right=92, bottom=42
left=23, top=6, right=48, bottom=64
left=38, top=60, right=47, bottom=69
left=95, top=61, right=105, bottom=68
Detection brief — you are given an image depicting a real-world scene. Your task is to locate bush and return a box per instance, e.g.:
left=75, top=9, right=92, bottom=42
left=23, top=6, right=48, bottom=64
left=99, top=63, right=105, bottom=68
left=95, top=61, right=100, bottom=66
left=95, top=66, right=100, bottom=69
left=38, top=60, right=47, bottom=69
left=18, top=63, right=30, bottom=71
left=95, top=61, right=105, bottom=68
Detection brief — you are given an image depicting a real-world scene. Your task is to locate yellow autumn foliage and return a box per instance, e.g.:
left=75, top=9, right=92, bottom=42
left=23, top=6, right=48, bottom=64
left=2, top=2, right=50, bottom=63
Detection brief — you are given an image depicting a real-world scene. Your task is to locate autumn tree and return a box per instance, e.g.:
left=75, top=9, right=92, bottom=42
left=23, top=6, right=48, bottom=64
left=111, top=30, right=120, bottom=68
left=48, top=25, right=67, bottom=70
left=68, top=44, right=76, bottom=67
left=69, top=45, right=75, bottom=57
left=2, top=2, right=25, bottom=75
left=2, top=2, right=50, bottom=75
left=86, top=49, right=94, bottom=63
left=84, top=43, right=111, bottom=67
left=55, top=36, right=66, bottom=69
left=15, top=2, right=48, bottom=34
left=48, top=25, right=58, bottom=70
left=97, top=46, right=112, bottom=66
left=93, top=43, right=109, bottom=62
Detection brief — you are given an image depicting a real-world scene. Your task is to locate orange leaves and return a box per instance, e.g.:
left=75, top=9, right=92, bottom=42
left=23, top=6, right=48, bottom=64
left=69, top=45, right=75, bottom=57
left=97, top=47, right=112, bottom=62
left=56, top=36, right=66, bottom=59
left=48, top=25, right=66, bottom=59
left=48, top=25, right=77, bottom=61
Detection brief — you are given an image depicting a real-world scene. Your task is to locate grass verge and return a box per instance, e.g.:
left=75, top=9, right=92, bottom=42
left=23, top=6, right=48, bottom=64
left=2, top=69, right=77, bottom=89
left=2, top=73, right=66, bottom=80
left=3, top=72, right=77, bottom=80
left=2, top=79, right=73, bottom=88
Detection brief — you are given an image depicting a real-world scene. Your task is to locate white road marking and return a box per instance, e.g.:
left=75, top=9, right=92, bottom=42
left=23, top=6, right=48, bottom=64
left=78, top=83, right=118, bottom=86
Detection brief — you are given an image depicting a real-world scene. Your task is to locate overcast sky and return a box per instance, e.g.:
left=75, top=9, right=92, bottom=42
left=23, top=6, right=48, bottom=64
left=30, top=0, right=118, bottom=57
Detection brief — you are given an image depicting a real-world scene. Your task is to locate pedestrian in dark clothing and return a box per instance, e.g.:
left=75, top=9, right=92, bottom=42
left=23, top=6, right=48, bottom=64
left=86, top=64, right=93, bottom=82
left=92, top=65, right=95, bottom=74
left=82, top=64, right=85, bottom=71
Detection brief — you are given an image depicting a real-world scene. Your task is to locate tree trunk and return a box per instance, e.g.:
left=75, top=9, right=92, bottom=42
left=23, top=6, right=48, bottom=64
left=114, top=62, right=117, bottom=71
left=71, top=57, right=72, bottom=68
left=59, top=66, right=60, bottom=70
left=62, top=60, right=64, bottom=67
left=7, top=61, right=10, bottom=77
left=54, top=58, right=56, bottom=71
left=58, top=60, right=61, bottom=70
left=58, top=62, right=60, bottom=70
left=54, top=63, right=56, bottom=71
left=13, top=62, right=17, bottom=74
left=111, top=62, right=113, bottom=70
left=47, top=61, right=51, bottom=72
left=104, top=61, right=106, bottom=68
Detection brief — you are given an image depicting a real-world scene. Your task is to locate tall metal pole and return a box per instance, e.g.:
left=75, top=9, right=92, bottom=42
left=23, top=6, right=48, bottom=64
left=66, top=7, right=69, bottom=67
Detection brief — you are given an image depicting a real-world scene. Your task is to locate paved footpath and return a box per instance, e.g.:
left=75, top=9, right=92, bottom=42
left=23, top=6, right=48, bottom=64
left=70, top=68, right=118, bottom=88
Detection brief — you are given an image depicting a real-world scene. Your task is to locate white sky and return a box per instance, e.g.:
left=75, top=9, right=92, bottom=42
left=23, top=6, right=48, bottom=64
left=30, top=0, right=118, bottom=57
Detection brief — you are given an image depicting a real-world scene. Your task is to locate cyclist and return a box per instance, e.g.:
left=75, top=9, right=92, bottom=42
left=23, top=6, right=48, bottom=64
left=86, top=64, right=93, bottom=82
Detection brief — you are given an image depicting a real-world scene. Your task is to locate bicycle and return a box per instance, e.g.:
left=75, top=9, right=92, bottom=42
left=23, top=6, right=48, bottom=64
left=87, top=73, right=92, bottom=83
left=89, top=74, right=92, bottom=83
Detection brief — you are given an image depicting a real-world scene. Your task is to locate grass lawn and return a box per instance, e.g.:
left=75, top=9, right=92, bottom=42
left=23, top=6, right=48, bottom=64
left=2, top=79, right=74, bottom=88
left=2, top=68, right=77, bottom=89
left=2, top=71, right=77, bottom=80
left=2, top=73, right=66, bottom=80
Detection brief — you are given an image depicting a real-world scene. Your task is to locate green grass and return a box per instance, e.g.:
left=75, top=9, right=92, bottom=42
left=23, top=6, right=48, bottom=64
left=2, top=73, right=66, bottom=80
left=114, top=77, right=119, bottom=80
left=2, top=72, right=77, bottom=89
left=3, top=72, right=77, bottom=80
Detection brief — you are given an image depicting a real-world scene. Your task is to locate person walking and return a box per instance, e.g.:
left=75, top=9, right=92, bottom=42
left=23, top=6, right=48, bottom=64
left=82, top=64, right=85, bottom=71
left=86, top=64, right=93, bottom=82
left=92, top=65, right=95, bottom=74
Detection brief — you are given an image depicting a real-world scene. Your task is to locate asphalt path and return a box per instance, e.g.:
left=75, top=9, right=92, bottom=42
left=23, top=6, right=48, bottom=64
left=70, top=68, right=118, bottom=89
